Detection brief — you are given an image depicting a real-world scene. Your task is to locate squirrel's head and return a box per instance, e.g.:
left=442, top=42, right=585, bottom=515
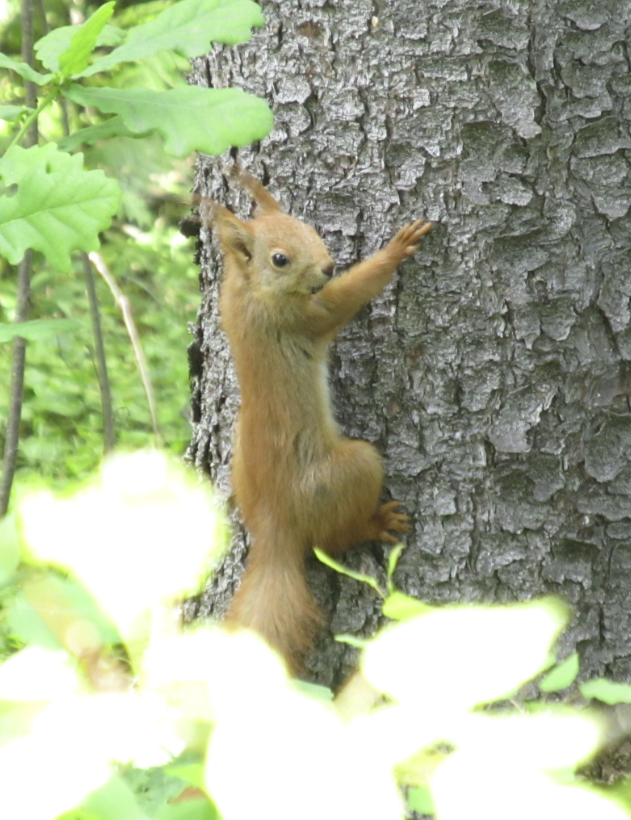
left=209, top=167, right=335, bottom=298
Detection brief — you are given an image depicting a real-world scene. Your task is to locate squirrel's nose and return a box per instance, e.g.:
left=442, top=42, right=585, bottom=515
left=322, top=262, right=335, bottom=278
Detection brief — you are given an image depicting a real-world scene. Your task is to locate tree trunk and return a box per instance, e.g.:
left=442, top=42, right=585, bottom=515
left=187, top=0, right=631, bottom=689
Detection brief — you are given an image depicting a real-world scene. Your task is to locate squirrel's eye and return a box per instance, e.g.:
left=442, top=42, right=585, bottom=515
left=272, top=253, right=289, bottom=268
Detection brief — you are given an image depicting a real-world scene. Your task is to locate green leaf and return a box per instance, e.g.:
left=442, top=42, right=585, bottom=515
left=0, top=513, right=20, bottom=587
left=0, top=318, right=79, bottom=343
left=363, top=597, right=571, bottom=711
left=0, top=53, right=53, bottom=85
left=58, top=2, right=116, bottom=77
left=291, top=680, right=334, bottom=702
left=6, top=592, right=64, bottom=650
left=382, top=591, right=434, bottom=621
left=0, top=690, right=152, bottom=816
left=63, top=85, right=273, bottom=157
left=35, top=23, right=124, bottom=73
left=166, top=763, right=207, bottom=791
left=608, top=778, right=631, bottom=816
left=580, top=678, right=631, bottom=705
left=59, top=116, right=147, bottom=151
left=540, top=652, right=580, bottom=693
left=431, top=727, right=623, bottom=820
left=82, top=0, right=264, bottom=77
left=386, top=543, right=404, bottom=589
left=407, top=786, right=435, bottom=816
left=0, top=144, right=121, bottom=272
left=0, top=104, right=29, bottom=122
left=335, top=634, right=369, bottom=649
left=314, top=548, right=384, bottom=597
left=18, top=452, right=227, bottom=651
left=123, top=766, right=207, bottom=817
left=0, top=700, right=49, bottom=747
left=7, top=575, right=121, bottom=651
left=204, top=633, right=403, bottom=820
left=81, top=776, right=151, bottom=820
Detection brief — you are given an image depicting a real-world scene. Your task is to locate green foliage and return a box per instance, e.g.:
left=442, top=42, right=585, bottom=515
left=58, top=116, right=140, bottom=150
left=0, top=318, right=79, bottom=342
left=1, top=0, right=271, bottom=273
left=57, top=2, right=117, bottom=77
left=76, top=0, right=265, bottom=76
left=540, top=652, right=580, bottom=693
left=408, top=785, right=435, bottom=816
left=7, top=573, right=123, bottom=651
left=0, top=52, right=52, bottom=84
left=0, top=144, right=121, bottom=272
left=0, top=216, right=200, bottom=483
left=31, top=0, right=263, bottom=77
left=64, top=85, right=272, bottom=157
left=20, top=451, right=226, bottom=652
left=386, top=542, right=404, bottom=589
left=0, top=103, right=29, bottom=121
left=35, top=23, right=125, bottom=74
left=314, top=545, right=438, bottom=618
left=0, top=512, right=20, bottom=586
left=314, top=547, right=385, bottom=597
left=1, top=455, right=630, bottom=820
left=363, top=597, right=572, bottom=710
left=79, top=775, right=159, bottom=820
left=580, top=679, right=631, bottom=705
left=3, top=6, right=627, bottom=819
left=0, top=0, right=273, bottom=494
left=382, top=590, right=433, bottom=620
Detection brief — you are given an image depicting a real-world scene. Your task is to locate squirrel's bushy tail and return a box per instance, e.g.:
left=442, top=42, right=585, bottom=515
left=225, top=541, right=321, bottom=674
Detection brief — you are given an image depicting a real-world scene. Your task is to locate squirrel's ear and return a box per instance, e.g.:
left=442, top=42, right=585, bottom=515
left=214, top=206, right=254, bottom=262
left=230, top=164, right=283, bottom=214
left=192, top=193, right=254, bottom=261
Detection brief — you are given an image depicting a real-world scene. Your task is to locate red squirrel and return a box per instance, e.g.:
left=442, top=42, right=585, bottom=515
left=208, top=167, right=431, bottom=672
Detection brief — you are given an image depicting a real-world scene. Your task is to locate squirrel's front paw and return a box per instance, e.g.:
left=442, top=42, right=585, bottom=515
left=388, top=219, right=432, bottom=262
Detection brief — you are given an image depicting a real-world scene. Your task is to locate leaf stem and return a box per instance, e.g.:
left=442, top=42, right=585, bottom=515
left=6, top=85, right=60, bottom=151
left=314, top=548, right=386, bottom=599
left=82, top=253, right=116, bottom=452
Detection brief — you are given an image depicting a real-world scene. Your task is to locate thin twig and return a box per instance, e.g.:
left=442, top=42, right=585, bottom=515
left=88, top=252, right=162, bottom=445
left=0, top=0, right=37, bottom=516
left=0, top=252, right=31, bottom=516
left=82, top=253, right=115, bottom=451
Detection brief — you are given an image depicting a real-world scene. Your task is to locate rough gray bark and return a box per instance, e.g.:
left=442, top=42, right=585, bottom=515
left=187, top=0, right=631, bottom=689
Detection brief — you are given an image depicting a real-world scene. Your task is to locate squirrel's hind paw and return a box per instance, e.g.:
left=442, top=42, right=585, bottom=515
left=373, top=500, right=410, bottom=543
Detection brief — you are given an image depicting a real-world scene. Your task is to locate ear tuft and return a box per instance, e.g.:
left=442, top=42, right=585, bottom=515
left=191, top=194, right=254, bottom=262
left=230, top=164, right=283, bottom=214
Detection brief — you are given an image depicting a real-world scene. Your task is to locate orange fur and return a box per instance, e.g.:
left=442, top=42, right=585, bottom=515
left=209, top=167, right=431, bottom=673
